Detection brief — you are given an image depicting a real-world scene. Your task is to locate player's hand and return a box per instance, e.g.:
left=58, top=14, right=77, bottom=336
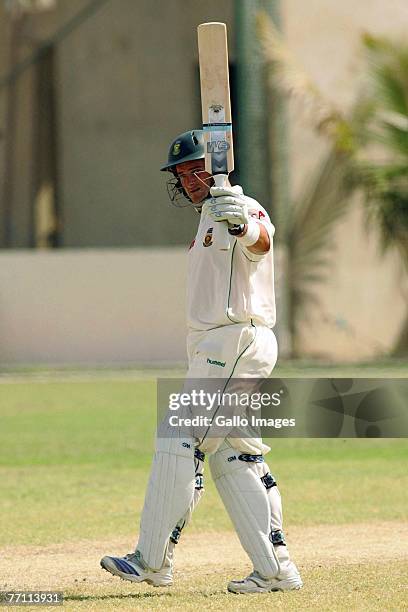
left=205, top=185, right=249, bottom=225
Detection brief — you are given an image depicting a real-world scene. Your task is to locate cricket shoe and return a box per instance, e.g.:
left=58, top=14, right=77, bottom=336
left=227, top=561, right=302, bottom=594
left=100, top=551, right=172, bottom=587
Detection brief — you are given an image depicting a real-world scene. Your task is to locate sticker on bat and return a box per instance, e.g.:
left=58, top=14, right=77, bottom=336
left=207, top=141, right=230, bottom=153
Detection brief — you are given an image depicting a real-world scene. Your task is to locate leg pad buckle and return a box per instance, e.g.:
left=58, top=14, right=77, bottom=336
left=261, top=472, right=277, bottom=489
left=270, top=529, right=286, bottom=546
left=194, top=448, right=205, bottom=462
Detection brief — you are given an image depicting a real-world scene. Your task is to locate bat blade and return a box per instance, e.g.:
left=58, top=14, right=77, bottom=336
left=197, top=22, right=234, bottom=250
left=197, top=22, right=234, bottom=177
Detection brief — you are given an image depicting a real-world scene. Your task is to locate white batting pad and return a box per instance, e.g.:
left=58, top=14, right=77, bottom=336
left=137, top=435, right=196, bottom=570
left=209, top=443, right=279, bottom=578
left=169, top=448, right=205, bottom=544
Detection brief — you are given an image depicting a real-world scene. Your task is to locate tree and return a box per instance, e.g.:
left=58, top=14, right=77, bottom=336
left=352, top=35, right=408, bottom=355
left=257, top=14, right=408, bottom=356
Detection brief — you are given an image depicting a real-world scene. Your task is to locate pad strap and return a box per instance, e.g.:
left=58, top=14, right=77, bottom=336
left=270, top=529, right=286, bottom=547
left=261, top=472, right=277, bottom=489
left=238, top=453, right=264, bottom=463
left=194, top=448, right=205, bottom=462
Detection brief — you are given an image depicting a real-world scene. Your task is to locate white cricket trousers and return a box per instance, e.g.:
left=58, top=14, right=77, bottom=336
left=185, top=321, right=278, bottom=455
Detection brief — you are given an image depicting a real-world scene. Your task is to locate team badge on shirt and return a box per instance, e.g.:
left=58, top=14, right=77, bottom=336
left=203, top=227, right=213, bottom=247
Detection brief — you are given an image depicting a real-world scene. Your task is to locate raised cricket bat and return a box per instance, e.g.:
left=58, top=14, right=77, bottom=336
left=197, top=22, right=234, bottom=251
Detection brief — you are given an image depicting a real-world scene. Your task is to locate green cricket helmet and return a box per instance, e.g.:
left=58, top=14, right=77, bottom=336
left=160, top=130, right=204, bottom=173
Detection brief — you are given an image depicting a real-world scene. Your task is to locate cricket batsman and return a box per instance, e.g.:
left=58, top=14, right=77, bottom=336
left=101, top=130, right=302, bottom=594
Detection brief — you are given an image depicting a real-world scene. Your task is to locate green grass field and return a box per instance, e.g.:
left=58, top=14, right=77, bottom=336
left=0, top=364, right=407, bottom=610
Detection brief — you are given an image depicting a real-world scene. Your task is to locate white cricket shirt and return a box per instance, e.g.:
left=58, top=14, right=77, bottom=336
left=187, top=196, right=276, bottom=331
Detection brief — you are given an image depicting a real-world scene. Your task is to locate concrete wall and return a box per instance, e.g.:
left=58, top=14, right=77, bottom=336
left=0, top=241, right=404, bottom=366
left=0, top=249, right=188, bottom=364
left=297, top=204, right=407, bottom=360
left=57, top=0, right=234, bottom=248
left=0, top=0, right=235, bottom=248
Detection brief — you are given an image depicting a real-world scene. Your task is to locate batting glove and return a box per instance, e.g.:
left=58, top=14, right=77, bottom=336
left=205, top=185, right=249, bottom=225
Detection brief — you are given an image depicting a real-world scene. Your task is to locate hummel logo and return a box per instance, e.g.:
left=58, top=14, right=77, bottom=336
left=207, top=358, right=226, bottom=368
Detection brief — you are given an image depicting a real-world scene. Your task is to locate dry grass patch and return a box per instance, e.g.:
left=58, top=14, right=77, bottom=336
left=1, top=522, right=407, bottom=611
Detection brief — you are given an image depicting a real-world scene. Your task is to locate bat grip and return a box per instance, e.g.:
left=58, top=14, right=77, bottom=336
left=213, top=174, right=231, bottom=251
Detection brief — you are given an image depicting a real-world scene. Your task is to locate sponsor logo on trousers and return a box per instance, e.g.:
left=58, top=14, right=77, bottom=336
left=207, top=357, right=226, bottom=368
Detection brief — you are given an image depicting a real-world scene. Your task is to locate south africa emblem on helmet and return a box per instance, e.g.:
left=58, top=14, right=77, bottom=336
left=203, top=227, right=213, bottom=247
left=173, top=142, right=181, bottom=155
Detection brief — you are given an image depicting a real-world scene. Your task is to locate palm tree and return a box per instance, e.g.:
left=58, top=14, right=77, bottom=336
left=352, top=35, right=408, bottom=355
left=257, top=14, right=408, bottom=356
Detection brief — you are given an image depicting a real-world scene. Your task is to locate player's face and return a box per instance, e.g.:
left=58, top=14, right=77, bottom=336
left=176, top=160, right=212, bottom=205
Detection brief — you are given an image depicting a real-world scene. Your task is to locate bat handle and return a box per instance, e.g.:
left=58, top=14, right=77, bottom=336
left=213, top=174, right=231, bottom=251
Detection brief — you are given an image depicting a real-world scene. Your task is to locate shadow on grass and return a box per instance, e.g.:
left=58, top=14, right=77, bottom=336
left=65, top=591, right=173, bottom=602
left=65, top=588, right=228, bottom=602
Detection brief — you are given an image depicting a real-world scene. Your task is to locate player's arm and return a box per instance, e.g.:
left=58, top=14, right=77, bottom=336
left=231, top=222, right=270, bottom=254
